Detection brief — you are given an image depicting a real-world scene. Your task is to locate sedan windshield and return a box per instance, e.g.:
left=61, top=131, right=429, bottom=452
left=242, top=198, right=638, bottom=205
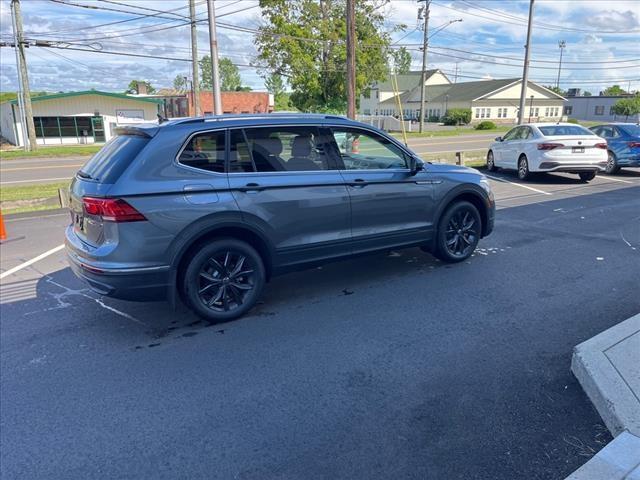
left=619, top=124, right=640, bottom=137
left=538, top=125, right=594, bottom=136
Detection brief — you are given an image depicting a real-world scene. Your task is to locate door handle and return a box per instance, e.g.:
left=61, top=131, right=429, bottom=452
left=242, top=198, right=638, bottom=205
left=349, top=178, right=367, bottom=188
left=241, top=182, right=263, bottom=193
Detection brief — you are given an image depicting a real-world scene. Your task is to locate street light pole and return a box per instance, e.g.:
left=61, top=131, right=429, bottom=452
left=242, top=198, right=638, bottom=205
left=556, top=40, right=566, bottom=90
left=518, top=0, right=535, bottom=125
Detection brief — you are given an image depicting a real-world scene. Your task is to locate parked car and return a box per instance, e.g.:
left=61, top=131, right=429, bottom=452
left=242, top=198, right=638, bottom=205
left=589, top=123, right=640, bottom=174
left=65, top=114, right=495, bottom=323
left=486, top=123, right=608, bottom=182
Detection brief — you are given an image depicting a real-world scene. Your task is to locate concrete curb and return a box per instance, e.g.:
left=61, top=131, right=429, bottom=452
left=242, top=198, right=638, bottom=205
left=565, top=432, right=640, bottom=480
left=571, top=313, right=640, bottom=437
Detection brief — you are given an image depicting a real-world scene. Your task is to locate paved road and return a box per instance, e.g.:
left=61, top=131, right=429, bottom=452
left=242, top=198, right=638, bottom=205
left=1, top=171, right=639, bottom=479
left=0, top=134, right=498, bottom=185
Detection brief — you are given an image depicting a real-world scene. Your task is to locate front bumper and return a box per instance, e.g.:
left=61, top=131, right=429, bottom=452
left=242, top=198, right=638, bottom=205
left=66, top=242, right=171, bottom=302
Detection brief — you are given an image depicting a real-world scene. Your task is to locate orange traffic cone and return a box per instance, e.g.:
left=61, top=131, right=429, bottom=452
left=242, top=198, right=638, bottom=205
left=0, top=210, right=6, bottom=241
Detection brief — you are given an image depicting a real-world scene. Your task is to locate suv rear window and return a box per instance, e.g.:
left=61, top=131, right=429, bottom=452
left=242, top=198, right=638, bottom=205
left=538, top=125, right=593, bottom=136
left=79, top=135, right=149, bottom=183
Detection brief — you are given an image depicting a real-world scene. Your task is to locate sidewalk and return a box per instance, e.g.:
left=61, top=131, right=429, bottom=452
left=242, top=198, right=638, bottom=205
left=568, top=313, right=640, bottom=479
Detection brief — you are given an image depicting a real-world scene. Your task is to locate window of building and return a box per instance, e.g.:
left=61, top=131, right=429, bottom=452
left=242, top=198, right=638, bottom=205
left=178, top=130, right=226, bottom=173
left=486, top=108, right=491, bottom=118
left=34, top=116, right=95, bottom=139
left=553, top=107, right=559, bottom=116
left=609, top=106, right=616, bottom=115
left=475, top=108, right=480, bottom=119
left=545, top=107, right=550, bottom=117
left=564, top=106, right=573, bottom=115
left=594, top=105, right=605, bottom=115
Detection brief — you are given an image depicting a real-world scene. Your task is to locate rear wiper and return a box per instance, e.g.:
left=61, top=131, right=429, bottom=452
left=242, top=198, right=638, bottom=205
left=77, top=171, right=97, bottom=181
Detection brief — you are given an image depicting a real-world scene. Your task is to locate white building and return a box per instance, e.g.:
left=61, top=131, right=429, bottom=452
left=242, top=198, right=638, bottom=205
left=0, top=90, right=162, bottom=147
left=563, top=95, right=640, bottom=123
left=359, top=71, right=566, bottom=124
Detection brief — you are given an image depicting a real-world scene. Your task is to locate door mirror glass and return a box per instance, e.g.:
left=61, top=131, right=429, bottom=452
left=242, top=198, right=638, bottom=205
left=410, top=157, right=424, bottom=175
left=495, top=136, right=502, bottom=142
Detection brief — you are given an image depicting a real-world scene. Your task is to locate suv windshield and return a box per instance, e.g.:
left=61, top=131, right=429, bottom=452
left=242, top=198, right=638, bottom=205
left=79, top=134, right=149, bottom=183
left=538, top=125, right=593, bottom=136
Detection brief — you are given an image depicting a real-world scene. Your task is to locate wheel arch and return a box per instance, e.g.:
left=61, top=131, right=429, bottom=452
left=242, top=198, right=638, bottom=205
left=433, top=185, right=491, bottom=240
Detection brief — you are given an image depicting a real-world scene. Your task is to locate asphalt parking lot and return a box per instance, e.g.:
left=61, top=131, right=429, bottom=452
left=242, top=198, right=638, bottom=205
left=1, top=168, right=639, bottom=479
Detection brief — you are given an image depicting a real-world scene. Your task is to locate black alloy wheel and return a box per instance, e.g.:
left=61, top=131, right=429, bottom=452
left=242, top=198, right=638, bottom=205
left=184, top=239, right=265, bottom=323
left=434, top=201, right=481, bottom=263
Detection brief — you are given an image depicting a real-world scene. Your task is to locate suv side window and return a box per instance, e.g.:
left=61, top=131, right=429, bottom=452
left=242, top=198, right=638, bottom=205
left=330, top=128, right=409, bottom=170
left=230, top=126, right=333, bottom=172
left=178, top=130, right=225, bottom=173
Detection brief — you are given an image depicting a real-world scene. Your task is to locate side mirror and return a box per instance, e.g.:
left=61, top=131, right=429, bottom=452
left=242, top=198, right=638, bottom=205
left=409, top=157, right=424, bottom=176
left=495, top=136, right=503, bottom=142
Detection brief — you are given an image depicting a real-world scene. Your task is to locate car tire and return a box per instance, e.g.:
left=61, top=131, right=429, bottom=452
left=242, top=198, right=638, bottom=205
left=486, top=150, right=497, bottom=172
left=433, top=201, right=482, bottom=263
left=578, top=171, right=596, bottom=182
left=183, top=238, right=266, bottom=323
left=605, top=151, right=620, bottom=175
left=517, top=155, right=530, bottom=181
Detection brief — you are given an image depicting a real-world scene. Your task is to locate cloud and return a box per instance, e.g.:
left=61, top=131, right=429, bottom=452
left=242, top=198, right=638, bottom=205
left=584, top=9, right=639, bottom=30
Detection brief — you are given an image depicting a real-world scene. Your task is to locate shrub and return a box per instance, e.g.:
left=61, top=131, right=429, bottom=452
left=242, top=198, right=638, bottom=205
left=442, top=108, right=472, bottom=126
left=475, top=121, right=497, bottom=130
left=567, top=118, right=579, bottom=124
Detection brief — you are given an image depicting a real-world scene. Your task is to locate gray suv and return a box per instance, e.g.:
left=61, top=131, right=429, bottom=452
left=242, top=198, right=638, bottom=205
left=65, top=114, right=495, bottom=322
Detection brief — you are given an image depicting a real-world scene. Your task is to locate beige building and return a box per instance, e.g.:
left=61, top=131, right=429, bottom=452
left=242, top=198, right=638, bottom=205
left=1, top=90, right=162, bottom=147
left=359, top=71, right=566, bottom=124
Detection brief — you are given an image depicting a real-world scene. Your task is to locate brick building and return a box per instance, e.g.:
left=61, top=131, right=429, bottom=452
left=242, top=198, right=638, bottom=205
left=189, top=91, right=274, bottom=116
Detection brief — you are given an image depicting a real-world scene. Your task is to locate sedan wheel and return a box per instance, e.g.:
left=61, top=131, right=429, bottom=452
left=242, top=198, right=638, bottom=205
left=434, top=201, right=481, bottom=263
left=605, top=151, right=620, bottom=175
left=184, top=238, right=265, bottom=323
left=579, top=171, right=596, bottom=182
left=486, top=151, right=497, bottom=172
left=517, top=156, right=530, bottom=181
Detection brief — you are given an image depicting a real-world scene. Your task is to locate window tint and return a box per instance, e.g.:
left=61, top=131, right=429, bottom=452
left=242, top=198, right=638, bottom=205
left=620, top=125, right=640, bottom=136
left=178, top=130, right=226, bottom=173
left=502, top=127, right=520, bottom=141
left=538, top=125, right=594, bottom=136
left=330, top=128, right=409, bottom=170
left=79, top=134, right=148, bottom=183
left=231, top=127, right=332, bottom=172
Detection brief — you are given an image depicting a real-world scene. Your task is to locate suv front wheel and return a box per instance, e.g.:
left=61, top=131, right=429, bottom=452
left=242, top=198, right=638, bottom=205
left=434, top=201, right=482, bottom=263
left=183, top=238, right=266, bottom=323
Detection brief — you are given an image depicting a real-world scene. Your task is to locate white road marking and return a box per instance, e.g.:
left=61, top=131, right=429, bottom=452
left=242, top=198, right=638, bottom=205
left=0, top=177, right=71, bottom=185
left=595, top=176, right=633, bottom=184
left=0, top=244, right=65, bottom=280
left=5, top=213, right=69, bottom=222
left=484, top=175, right=552, bottom=195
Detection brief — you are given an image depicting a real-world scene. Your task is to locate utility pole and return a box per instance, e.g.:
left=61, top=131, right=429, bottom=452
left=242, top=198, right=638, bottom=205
left=206, top=0, right=222, bottom=115
left=418, top=0, right=431, bottom=133
left=556, top=40, right=566, bottom=90
left=454, top=62, right=458, bottom=83
left=11, top=0, right=37, bottom=150
left=517, top=0, right=535, bottom=125
left=346, top=0, right=356, bottom=119
left=10, top=2, right=27, bottom=151
left=189, top=0, right=201, bottom=116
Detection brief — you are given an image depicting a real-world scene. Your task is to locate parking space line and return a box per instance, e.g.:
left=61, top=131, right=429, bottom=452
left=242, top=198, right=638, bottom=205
left=484, top=175, right=552, bottom=195
left=595, top=176, right=633, bottom=184
left=0, top=164, right=82, bottom=172
left=1, top=177, right=72, bottom=185
left=0, top=244, right=65, bottom=280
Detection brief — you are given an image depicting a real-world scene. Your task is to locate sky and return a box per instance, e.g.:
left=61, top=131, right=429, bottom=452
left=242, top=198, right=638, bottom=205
left=0, top=0, right=639, bottom=95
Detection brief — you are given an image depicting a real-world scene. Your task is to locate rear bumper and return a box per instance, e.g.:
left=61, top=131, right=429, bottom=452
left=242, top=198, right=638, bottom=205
left=65, top=238, right=170, bottom=302
left=538, top=161, right=606, bottom=173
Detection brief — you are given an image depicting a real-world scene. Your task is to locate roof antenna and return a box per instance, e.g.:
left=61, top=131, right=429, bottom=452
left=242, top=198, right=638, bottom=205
left=157, top=113, right=167, bottom=124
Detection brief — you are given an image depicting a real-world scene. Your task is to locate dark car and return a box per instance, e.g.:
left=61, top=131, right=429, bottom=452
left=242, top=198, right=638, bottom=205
left=65, top=114, right=495, bottom=323
left=590, top=123, right=640, bottom=174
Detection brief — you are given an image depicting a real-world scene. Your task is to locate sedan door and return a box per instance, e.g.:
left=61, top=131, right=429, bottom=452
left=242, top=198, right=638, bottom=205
left=327, top=126, right=436, bottom=253
left=494, top=126, right=521, bottom=168
left=227, top=126, right=352, bottom=268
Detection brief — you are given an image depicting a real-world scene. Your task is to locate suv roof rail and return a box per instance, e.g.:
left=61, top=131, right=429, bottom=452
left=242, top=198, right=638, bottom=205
left=165, top=113, right=349, bottom=126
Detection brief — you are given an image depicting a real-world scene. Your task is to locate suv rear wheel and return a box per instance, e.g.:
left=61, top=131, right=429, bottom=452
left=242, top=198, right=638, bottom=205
left=183, top=238, right=266, bottom=323
left=434, top=201, right=481, bottom=263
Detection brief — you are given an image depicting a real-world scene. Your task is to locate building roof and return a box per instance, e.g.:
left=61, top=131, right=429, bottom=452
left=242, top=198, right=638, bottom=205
left=7, top=90, right=163, bottom=105
left=372, top=70, right=446, bottom=91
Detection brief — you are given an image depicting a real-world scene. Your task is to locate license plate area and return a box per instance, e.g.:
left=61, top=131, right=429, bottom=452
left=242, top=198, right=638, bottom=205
left=572, top=147, right=585, bottom=153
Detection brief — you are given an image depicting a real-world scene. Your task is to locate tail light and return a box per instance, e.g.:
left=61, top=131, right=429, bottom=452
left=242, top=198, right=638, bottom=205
left=537, top=143, right=563, bottom=150
left=628, top=141, right=640, bottom=148
left=83, top=197, right=146, bottom=222
left=594, top=143, right=607, bottom=149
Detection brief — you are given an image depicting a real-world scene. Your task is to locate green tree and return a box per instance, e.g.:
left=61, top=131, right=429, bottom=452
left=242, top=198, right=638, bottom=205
left=545, top=85, right=565, bottom=96
left=391, top=47, right=412, bottom=74
left=173, top=75, right=187, bottom=91
left=264, top=72, right=292, bottom=110
left=199, top=56, right=243, bottom=91
left=443, top=108, right=472, bottom=126
left=255, top=0, right=393, bottom=112
left=583, top=91, right=592, bottom=96
left=602, top=84, right=626, bottom=96
left=125, top=80, right=155, bottom=94
left=611, top=95, right=640, bottom=121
